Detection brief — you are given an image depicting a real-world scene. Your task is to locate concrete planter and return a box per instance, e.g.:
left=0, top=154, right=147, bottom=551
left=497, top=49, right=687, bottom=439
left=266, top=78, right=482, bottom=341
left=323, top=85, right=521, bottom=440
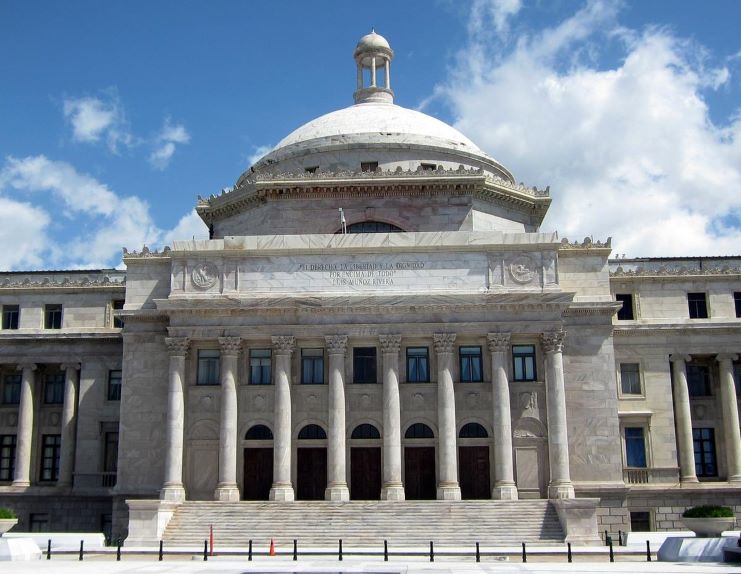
left=0, top=519, right=18, bottom=536
left=681, top=517, right=736, bottom=538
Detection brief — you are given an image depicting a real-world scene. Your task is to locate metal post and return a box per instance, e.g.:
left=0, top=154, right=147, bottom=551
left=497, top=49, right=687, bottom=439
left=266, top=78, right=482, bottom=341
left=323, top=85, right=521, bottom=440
left=293, top=539, right=297, bottom=561
left=79, top=540, right=84, bottom=561
left=609, top=539, right=614, bottom=562
left=646, top=540, right=652, bottom=562
left=203, top=540, right=208, bottom=561
left=522, top=542, right=527, bottom=563
left=604, top=529, right=609, bottom=546
left=248, top=539, right=252, bottom=561
left=339, top=539, right=343, bottom=561
left=619, top=530, right=623, bottom=546
left=567, top=542, right=572, bottom=562
left=429, top=541, right=434, bottom=562
left=384, top=540, right=388, bottom=562
left=116, top=540, right=121, bottom=561
left=46, top=539, right=51, bottom=560
left=159, top=540, right=163, bottom=561
left=476, top=541, right=480, bottom=562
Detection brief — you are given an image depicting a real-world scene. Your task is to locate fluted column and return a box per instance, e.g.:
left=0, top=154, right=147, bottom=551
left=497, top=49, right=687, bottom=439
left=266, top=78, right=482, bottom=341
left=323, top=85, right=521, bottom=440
left=58, top=363, right=80, bottom=488
left=12, top=363, right=36, bottom=488
left=270, top=335, right=295, bottom=501
left=379, top=334, right=404, bottom=500
left=670, top=354, right=698, bottom=483
left=433, top=332, right=461, bottom=500
left=215, top=337, right=241, bottom=501
left=542, top=330, right=574, bottom=499
left=161, top=337, right=190, bottom=501
left=717, top=353, right=741, bottom=483
left=487, top=333, right=518, bottom=500
left=325, top=335, right=349, bottom=500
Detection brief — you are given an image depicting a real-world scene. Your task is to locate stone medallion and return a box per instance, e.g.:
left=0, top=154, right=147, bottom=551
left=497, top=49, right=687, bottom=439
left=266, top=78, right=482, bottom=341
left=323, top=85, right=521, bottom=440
left=191, top=262, right=219, bottom=290
left=466, top=392, right=479, bottom=408
left=413, top=392, right=425, bottom=407
left=49, top=412, right=60, bottom=425
left=509, top=255, right=535, bottom=284
left=360, top=394, right=371, bottom=408
left=254, top=395, right=266, bottom=411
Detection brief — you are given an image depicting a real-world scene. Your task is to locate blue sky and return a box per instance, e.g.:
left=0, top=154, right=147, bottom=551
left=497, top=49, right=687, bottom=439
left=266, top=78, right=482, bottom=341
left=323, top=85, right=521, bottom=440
left=1, top=0, right=740, bottom=270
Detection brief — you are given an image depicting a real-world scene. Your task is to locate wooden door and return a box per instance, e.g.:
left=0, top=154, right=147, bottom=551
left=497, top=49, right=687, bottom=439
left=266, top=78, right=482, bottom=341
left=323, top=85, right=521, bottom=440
left=243, top=448, right=273, bottom=500
left=296, top=447, right=327, bottom=500
left=459, top=446, right=490, bottom=499
left=404, top=447, right=436, bottom=500
left=350, top=447, right=381, bottom=500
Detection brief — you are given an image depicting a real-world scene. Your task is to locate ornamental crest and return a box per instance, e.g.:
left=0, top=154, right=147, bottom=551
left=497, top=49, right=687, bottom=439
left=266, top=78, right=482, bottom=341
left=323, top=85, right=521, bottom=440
left=509, top=255, right=535, bottom=284
left=191, top=262, right=219, bottom=290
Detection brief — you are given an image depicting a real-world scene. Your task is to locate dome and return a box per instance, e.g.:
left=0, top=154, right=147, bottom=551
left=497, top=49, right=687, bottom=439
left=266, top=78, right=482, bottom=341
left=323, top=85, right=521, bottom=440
left=354, top=30, right=391, bottom=55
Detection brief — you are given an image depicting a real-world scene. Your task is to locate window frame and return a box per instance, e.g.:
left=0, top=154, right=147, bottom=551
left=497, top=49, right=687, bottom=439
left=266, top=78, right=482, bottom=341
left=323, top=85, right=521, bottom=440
left=735, top=291, right=741, bottom=318
left=353, top=346, right=378, bottom=384
left=39, top=434, right=61, bottom=482
left=0, top=434, right=16, bottom=481
left=249, top=348, right=272, bottom=385
left=619, top=362, right=642, bottom=396
left=512, top=344, right=537, bottom=382
left=686, top=363, right=712, bottom=397
left=459, top=346, right=483, bottom=383
left=406, top=346, right=430, bottom=383
left=301, top=348, right=324, bottom=385
left=112, top=299, right=124, bottom=329
left=1, top=373, right=21, bottom=405
left=615, top=293, right=635, bottom=321
left=107, top=369, right=122, bottom=401
left=44, top=304, right=62, bottom=329
left=196, top=349, right=221, bottom=386
left=693, top=427, right=717, bottom=478
left=687, top=292, right=709, bottom=319
left=360, top=161, right=378, bottom=172
left=2, top=304, right=19, bottom=330
left=623, top=426, right=647, bottom=468
left=43, top=372, right=64, bottom=405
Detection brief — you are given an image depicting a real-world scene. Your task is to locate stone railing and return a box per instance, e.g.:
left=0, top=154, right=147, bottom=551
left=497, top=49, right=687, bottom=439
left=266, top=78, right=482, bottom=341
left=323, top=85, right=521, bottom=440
left=623, top=467, right=679, bottom=485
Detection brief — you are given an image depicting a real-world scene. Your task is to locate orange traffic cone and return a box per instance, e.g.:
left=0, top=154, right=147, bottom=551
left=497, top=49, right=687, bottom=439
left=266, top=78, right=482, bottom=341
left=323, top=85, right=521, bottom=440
left=269, top=538, right=276, bottom=556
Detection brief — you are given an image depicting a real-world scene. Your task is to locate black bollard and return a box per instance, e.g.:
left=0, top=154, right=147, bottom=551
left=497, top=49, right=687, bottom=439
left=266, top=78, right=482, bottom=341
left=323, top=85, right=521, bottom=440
left=567, top=542, right=572, bottom=563
left=476, top=541, right=480, bottom=563
left=116, top=540, right=121, bottom=561
left=522, top=542, right=527, bottom=563
left=79, top=540, right=84, bottom=561
left=604, top=529, right=608, bottom=545
left=46, top=539, right=51, bottom=560
left=609, top=538, right=614, bottom=562
left=293, top=539, right=297, bottom=561
left=646, top=540, right=652, bottom=562
left=203, top=540, right=208, bottom=561
left=248, top=539, right=252, bottom=561
left=429, top=541, right=434, bottom=562
left=158, top=539, right=163, bottom=561
left=618, top=530, right=623, bottom=546
left=339, top=539, right=343, bottom=561
left=383, top=540, right=388, bottom=562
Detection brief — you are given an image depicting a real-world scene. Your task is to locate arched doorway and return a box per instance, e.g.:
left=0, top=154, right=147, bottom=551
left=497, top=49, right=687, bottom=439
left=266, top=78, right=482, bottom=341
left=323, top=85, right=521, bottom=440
left=350, top=423, right=382, bottom=500
left=243, top=424, right=273, bottom=500
left=458, top=422, right=491, bottom=499
left=403, top=423, right=436, bottom=500
left=296, top=424, right=327, bottom=500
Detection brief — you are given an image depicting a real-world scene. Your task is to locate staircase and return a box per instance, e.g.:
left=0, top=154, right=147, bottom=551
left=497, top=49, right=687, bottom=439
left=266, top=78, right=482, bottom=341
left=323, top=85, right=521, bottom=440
left=162, top=500, right=564, bottom=548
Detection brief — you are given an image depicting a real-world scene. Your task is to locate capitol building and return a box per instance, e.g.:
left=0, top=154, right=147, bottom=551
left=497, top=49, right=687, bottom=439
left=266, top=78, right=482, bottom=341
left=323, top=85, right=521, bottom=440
left=0, top=32, right=739, bottom=545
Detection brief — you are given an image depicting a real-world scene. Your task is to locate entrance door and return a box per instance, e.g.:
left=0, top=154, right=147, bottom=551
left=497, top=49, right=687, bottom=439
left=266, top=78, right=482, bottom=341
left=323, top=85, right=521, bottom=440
left=404, top=447, right=436, bottom=500
left=296, top=447, right=327, bottom=500
left=351, top=447, right=381, bottom=500
left=459, top=446, right=490, bottom=499
left=243, top=448, right=273, bottom=500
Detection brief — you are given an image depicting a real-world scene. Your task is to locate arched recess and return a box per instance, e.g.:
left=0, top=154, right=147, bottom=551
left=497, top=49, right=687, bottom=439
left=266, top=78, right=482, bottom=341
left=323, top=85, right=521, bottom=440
left=403, top=422, right=436, bottom=500
left=186, top=419, right=219, bottom=500
left=349, top=423, right=382, bottom=500
left=245, top=424, right=273, bottom=440
left=459, top=422, right=488, bottom=438
left=296, top=423, right=327, bottom=500
left=243, top=424, right=273, bottom=501
left=405, top=422, right=434, bottom=439
left=512, top=416, right=548, bottom=499
left=298, top=424, right=327, bottom=440
left=337, top=221, right=405, bottom=234
left=457, top=421, right=491, bottom=500
left=351, top=423, right=381, bottom=439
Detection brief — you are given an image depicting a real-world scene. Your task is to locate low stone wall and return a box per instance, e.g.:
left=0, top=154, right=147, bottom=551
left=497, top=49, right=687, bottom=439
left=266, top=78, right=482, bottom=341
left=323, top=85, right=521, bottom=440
left=0, top=494, right=113, bottom=538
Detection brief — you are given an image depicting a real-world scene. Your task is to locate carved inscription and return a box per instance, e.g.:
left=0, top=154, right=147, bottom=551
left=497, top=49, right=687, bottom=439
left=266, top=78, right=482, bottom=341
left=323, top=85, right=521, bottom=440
left=297, top=261, right=425, bottom=287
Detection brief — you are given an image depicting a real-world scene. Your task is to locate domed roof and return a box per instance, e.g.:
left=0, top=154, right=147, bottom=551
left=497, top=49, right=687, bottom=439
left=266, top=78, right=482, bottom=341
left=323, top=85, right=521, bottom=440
left=354, top=30, right=391, bottom=54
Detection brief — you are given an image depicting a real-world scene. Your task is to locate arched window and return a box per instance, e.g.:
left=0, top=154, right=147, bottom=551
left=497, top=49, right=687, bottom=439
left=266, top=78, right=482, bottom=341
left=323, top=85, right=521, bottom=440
left=459, top=423, right=488, bottom=439
left=351, top=423, right=381, bottom=439
left=245, top=425, right=273, bottom=440
left=340, top=221, right=404, bottom=234
left=405, top=423, right=434, bottom=439
left=298, top=424, right=327, bottom=440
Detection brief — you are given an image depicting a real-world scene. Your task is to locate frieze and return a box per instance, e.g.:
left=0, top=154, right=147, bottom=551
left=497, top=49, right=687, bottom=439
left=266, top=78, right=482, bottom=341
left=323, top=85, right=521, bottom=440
left=558, top=237, right=612, bottom=250
left=123, top=246, right=171, bottom=258
left=0, top=274, right=125, bottom=289
left=610, top=264, right=741, bottom=277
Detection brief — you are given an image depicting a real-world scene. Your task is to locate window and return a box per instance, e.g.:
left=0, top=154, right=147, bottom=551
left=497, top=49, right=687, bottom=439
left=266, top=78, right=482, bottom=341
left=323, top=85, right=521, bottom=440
left=630, top=511, right=651, bottom=532
left=405, top=423, right=434, bottom=439
left=406, top=347, right=429, bottom=383
left=353, top=347, right=377, bottom=384
left=687, top=364, right=711, bottom=397
left=343, top=221, right=403, bottom=234
left=112, top=299, right=124, bottom=328
left=245, top=425, right=273, bottom=440
left=44, top=304, right=62, bottom=329
left=2, top=305, right=19, bottom=329
left=735, top=292, right=741, bottom=318
left=360, top=161, right=378, bottom=172
left=351, top=424, right=381, bottom=439
left=624, top=427, right=647, bottom=468
left=734, top=362, right=741, bottom=396
left=512, top=345, right=536, bottom=381
left=197, top=350, right=220, bottom=385
left=420, top=163, right=436, bottom=171
left=693, top=428, right=717, bottom=477
left=43, top=372, right=64, bottom=404
left=103, top=432, right=118, bottom=487
left=687, top=292, right=708, bottom=319
left=249, top=349, right=272, bottom=385
left=301, top=348, right=324, bottom=384
left=107, top=370, right=122, bottom=401
left=40, top=434, right=61, bottom=481
left=304, top=166, right=318, bottom=173
left=616, top=294, right=634, bottom=320
left=0, top=435, right=16, bottom=481
left=459, top=422, right=488, bottom=438
left=30, top=513, right=49, bottom=532
left=459, top=346, right=483, bottom=382
left=2, top=373, right=21, bottom=404
left=298, top=424, right=327, bottom=440
left=620, top=363, right=641, bottom=395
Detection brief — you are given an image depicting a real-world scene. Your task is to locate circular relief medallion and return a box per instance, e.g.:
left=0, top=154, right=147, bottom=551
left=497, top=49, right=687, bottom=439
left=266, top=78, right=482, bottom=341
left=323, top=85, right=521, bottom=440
left=191, top=262, right=219, bottom=290
left=509, top=255, right=535, bottom=284
left=254, top=395, right=265, bottom=410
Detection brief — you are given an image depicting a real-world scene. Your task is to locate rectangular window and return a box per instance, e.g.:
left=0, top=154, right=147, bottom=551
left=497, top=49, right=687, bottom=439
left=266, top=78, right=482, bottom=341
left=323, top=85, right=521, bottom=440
left=196, top=350, right=220, bottom=385
left=112, top=299, right=124, bottom=328
left=615, top=294, right=634, bottom=320
left=2, top=305, right=19, bottom=329
left=107, top=370, right=122, bottom=401
left=2, top=373, right=21, bottom=405
left=693, top=427, right=717, bottom=477
left=735, top=292, right=741, bottom=318
left=40, top=434, right=61, bottom=481
left=360, top=161, right=378, bottom=172
left=406, top=347, right=430, bottom=383
left=512, top=345, right=537, bottom=381
left=687, top=292, right=708, bottom=319
left=43, top=372, right=64, bottom=404
left=30, top=513, right=49, bottom=532
left=620, top=363, right=641, bottom=395
left=103, top=431, right=118, bottom=487
left=301, top=348, right=324, bottom=384
left=420, top=163, right=436, bottom=171
left=734, top=362, right=741, bottom=396
left=353, top=347, right=377, bottom=384
left=460, top=346, right=483, bottom=382
left=624, top=427, right=647, bottom=468
left=44, top=304, right=62, bottom=329
left=0, top=434, right=16, bottom=481
left=687, top=364, right=711, bottom=396
left=304, top=166, right=318, bottom=174
left=249, top=349, right=272, bottom=385
left=630, top=511, right=651, bottom=532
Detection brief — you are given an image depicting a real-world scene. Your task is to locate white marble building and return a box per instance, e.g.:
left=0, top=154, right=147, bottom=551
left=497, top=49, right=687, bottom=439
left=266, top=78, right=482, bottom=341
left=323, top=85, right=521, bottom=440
left=0, top=32, right=739, bottom=543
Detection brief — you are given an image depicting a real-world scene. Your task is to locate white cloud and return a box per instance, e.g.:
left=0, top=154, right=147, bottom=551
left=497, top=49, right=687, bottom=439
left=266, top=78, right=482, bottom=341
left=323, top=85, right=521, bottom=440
left=0, top=196, right=50, bottom=269
left=247, top=144, right=273, bottom=168
left=469, top=0, right=523, bottom=37
left=149, top=118, right=191, bottom=170
left=439, top=1, right=741, bottom=256
left=62, top=94, right=133, bottom=152
left=162, top=209, right=209, bottom=245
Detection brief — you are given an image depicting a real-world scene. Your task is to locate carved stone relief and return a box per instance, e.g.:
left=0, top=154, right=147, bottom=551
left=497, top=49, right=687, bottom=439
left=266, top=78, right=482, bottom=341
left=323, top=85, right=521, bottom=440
left=509, top=255, right=535, bottom=284
left=191, top=262, right=219, bottom=290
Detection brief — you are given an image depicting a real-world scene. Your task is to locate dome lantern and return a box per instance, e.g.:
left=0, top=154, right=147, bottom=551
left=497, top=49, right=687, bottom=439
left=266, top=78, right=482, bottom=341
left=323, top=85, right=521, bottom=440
left=353, top=29, right=394, bottom=104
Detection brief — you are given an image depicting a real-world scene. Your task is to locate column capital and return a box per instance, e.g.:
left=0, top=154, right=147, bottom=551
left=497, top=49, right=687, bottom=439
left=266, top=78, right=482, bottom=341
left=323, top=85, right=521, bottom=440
left=218, top=337, right=242, bottom=356
left=433, top=332, right=456, bottom=354
left=540, top=330, right=565, bottom=354
left=670, top=353, right=692, bottom=363
left=379, top=334, right=401, bottom=354
left=165, top=337, right=190, bottom=357
left=324, top=335, right=348, bottom=355
left=716, top=352, right=739, bottom=362
left=60, top=363, right=81, bottom=372
left=487, top=332, right=511, bottom=353
left=271, top=335, right=295, bottom=355
left=16, top=363, right=36, bottom=372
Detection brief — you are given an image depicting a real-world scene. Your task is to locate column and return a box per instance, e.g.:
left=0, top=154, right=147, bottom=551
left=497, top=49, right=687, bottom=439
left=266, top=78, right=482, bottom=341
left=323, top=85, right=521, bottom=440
left=214, top=337, right=241, bottom=501
left=371, top=56, right=376, bottom=87
left=57, top=363, right=80, bottom=488
left=717, top=353, right=741, bottom=483
left=385, top=58, right=391, bottom=89
left=12, top=363, right=36, bottom=488
left=541, top=330, right=574, bottom=499
left=433, top=332, right=461, bottom=500
left=670, top=354, right=698, bottom=483
left=325, top=335, right=349, bottom=500
left=161, top=337, right=190, bottom=501
left=487, top=333, right=518, bottom=500
left=270, top=335, right=295, bottom=501
left=379, top=334, right=404, bottom=500
left=356, top=62, right=363, bottom=90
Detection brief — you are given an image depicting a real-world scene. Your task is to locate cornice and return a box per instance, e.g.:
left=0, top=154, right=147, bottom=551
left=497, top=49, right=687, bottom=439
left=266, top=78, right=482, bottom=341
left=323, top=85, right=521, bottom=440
left=610, top=264, right=741, bottom=280
left=557, top=237, right=612, bottom=255
left=0, top=331, right=122, bottom=341
left=0, top=275, right=125, bottom=292
left=122, top=246, right=172, bottom=262
left=563, top=301, right=622, bottom=317
left=613, top=322, right=741, bottom=336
